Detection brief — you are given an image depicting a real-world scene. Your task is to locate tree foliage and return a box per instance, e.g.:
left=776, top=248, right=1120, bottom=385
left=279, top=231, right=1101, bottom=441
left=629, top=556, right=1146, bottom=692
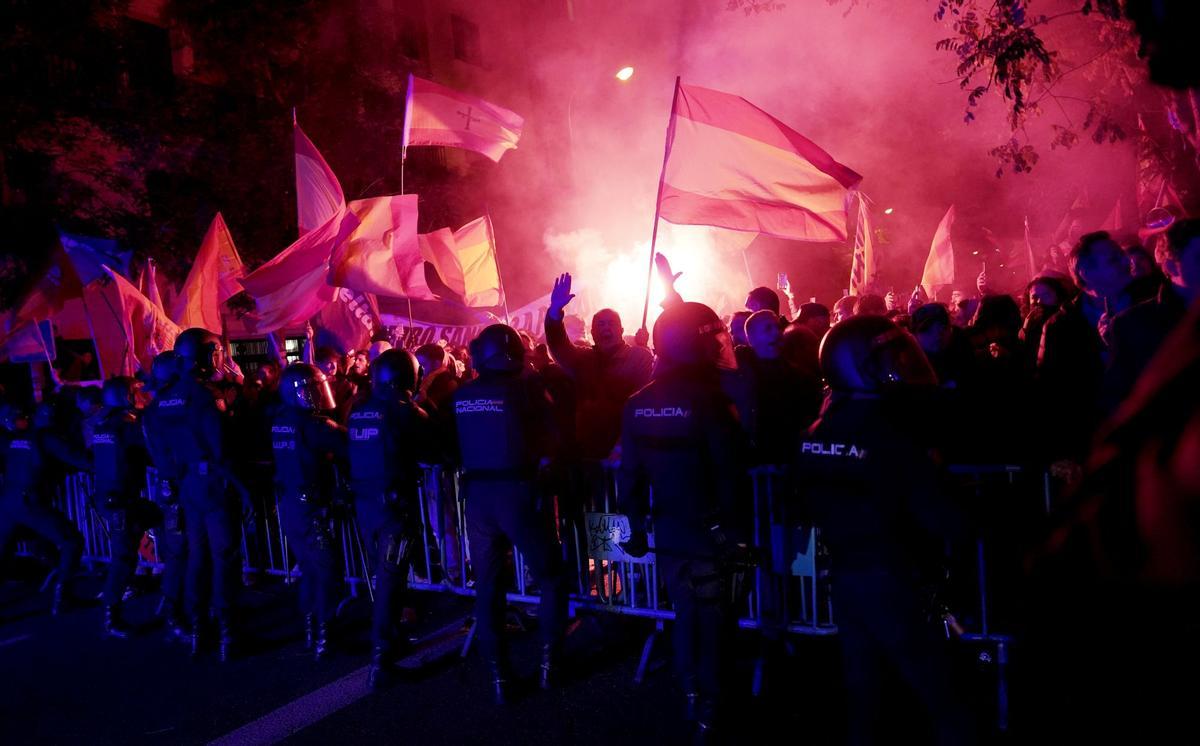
left=0, top=0, right=482, bottom=309
left=809, top=0, right=1196, bottom=183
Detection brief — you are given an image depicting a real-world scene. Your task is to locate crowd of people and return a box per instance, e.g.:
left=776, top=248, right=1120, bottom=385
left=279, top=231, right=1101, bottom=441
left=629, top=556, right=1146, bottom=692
left=2, top=217, right=1199, bottom=743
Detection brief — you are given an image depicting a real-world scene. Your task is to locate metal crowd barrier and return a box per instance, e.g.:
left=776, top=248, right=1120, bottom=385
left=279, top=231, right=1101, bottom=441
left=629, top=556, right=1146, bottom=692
left=27, top=462, right=1027, bottom=650
left=6, top=455, right=1033, bottom=735
left=39, top=461, right=840, bottom=636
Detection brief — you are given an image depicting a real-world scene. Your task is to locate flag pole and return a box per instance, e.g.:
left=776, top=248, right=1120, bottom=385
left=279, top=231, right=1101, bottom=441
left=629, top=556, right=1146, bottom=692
left=741, top=249, right=753, bottom=288
left=292, top=107, right=301, bottom=240
left=641, top=76, right=681, bottom=333
left=35, top=318, right=60, bottom=390
left=849, top=191, right=867, bottom=295
left=484, top=209, right=512, bottom=325
left=401, top=73, right=414, bottom=197
left=399, top=76, right=414, bottom=340
left=94, top=270, right=143, bottom=373
left=405, top=296, right=414, bottom=349
left=80, top=291, right=108, bottom=381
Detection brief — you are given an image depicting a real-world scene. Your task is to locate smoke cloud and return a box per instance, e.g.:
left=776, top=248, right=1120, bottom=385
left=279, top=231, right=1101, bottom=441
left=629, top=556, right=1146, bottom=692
left=488, top=1, right=1141, bottom=315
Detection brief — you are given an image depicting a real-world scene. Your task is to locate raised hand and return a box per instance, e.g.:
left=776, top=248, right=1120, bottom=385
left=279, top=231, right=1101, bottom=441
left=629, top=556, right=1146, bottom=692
left=654, top=252, right=682, bottom=288
left=549, top=273, right=576, bottom=318
left=907, top=284, right=927, bottom=316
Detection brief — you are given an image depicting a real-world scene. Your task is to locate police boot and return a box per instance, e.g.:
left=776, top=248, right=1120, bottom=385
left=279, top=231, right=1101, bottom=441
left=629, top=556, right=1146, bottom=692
left=367, top=647, right=392, bottom=691
left=103, top=604, right=131, bottom=639
left=488, top=660, right=510, bottom=706
left=51, top=583, right=69, bottom=616
left=190, top=615, right=205, bottom=657
left=304, top=613, right=315, bottom=649
left=682, top=677, right=700, bottom=721
left=692, top=698, right=718, bottom=746
left=313, top=621, right=330, bottom=662
left=217, top=617, right=236, bottom=663
left=164, top=610, right=189, bottom=643
left=539, top=643, right=561, bottom=690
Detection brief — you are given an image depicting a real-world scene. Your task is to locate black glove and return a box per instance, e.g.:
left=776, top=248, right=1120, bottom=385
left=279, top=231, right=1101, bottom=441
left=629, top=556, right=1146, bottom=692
left=621, top=530, right=650, bottom=558
left=711, top=522, right=756, bottom=570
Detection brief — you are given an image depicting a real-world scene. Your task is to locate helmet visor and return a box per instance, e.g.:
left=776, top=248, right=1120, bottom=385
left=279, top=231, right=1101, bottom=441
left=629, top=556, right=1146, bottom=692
left=871, top=329, right=938, bottom=388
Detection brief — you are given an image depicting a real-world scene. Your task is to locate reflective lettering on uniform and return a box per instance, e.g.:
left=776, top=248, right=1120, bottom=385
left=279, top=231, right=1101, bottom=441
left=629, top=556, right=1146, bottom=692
left=456, top=399, right=504, bottom=414
left=800, top=441, right=867, bottom=459
left=10, top=439, right=31, bottom=450
left=272, top=424, right=297, bottom=451
left=93, top=433, right=116, bottom=445
left=634, top=407, right=690, bottom=418
left=349, top=427, right=379, bottom=441
left=350, top=410, right=383, bottom=421
left=158, top=399, right=186, bottom=408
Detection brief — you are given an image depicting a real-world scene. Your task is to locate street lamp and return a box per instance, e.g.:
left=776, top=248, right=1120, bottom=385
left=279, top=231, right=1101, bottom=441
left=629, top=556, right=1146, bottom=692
left=569, top=66, right=635, bottom=150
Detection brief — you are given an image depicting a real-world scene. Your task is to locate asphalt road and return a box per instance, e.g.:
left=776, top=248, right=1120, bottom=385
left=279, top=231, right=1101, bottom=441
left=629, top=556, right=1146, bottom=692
left=0, top=559, right=1001, bottom=745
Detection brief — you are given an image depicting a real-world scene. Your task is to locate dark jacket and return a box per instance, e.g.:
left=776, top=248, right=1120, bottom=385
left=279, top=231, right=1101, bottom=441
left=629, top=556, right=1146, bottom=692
left=545, top=316, right=653, bottom=459
left=1103, top=283, right=1189, bottom=414
left=617, top=366, right=749, bottom=558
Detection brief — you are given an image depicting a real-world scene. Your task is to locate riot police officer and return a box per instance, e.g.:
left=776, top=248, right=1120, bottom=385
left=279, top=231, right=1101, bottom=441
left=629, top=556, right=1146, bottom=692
left=141, top=351, right=188, bottom=639
left=617, top=302, right=749, bottom=741
left=346, top=349, right=435, bottom=688
left=92, top=376, right=153, bottom=638
left=0, top=399, right=89, bottom=614
left=452, top=324, right=566, bottom=704
left=793, top=315, right=974, bottom=745
left=271, top=363, right=347, bottom=661
left=143, top=328, right=241, bottom=660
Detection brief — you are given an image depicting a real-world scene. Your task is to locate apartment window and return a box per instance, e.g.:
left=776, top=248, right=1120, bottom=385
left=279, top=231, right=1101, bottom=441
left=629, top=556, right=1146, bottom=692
left=450, top=14, right=482, bottom=66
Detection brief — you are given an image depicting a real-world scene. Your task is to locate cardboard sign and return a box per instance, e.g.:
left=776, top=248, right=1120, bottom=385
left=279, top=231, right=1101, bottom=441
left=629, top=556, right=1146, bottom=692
left=584, top=512, right=653, bottom=563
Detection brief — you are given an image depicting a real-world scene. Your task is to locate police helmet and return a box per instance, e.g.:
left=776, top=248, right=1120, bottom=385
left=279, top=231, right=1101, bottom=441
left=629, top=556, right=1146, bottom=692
left=371, top=349, right=422, bottom=400
left=652, top=302, right=737, bottom=371
left=174, top=328, right=221, bottom=379
left=102, top=376, right=136, bottom=410
left=819, top=315, right=937, bottom=394
left=0, top=403, right=27, bottom=433
left=151, top=351, right=180, bottom=388
left=32, top=400, right=57, bottom=430
left=279, top=363, right=336, bottom=411
left=469, top=324, right=525, bottom=374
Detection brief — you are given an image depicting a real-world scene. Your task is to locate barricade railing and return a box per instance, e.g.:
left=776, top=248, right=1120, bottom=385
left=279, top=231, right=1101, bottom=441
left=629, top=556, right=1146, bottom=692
left=748, top=465, right=836, bottom=635
left=31, top=461, right=1032, bottom=649
left=564, top=460, right=669, bottom=621
left=22, top=456, right=1025, bottom=731
left=943, top=463, right=1032, bottom=733
left=27, top=462, right=834, bottom=635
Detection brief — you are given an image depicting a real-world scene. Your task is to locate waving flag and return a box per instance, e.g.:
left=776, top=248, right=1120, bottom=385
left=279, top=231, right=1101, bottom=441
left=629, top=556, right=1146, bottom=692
left=848, top=196, right=877, bottom=296
left=173, top=213, right=245, bottom=333
left=242, top=117, right=359, bottom=332
left=413, top=217, right=503, bottom=306
left=921, top=206, right=956, bottom=298
left=451, top=216, right=502, bottom=307
left=240, top=211, right=359, bottom=333
left=6, top=246, right=82, bottom=337
left=658, top=81, right=862, bottom=243
left=403, top=74, right=524, bottom=162
left=1100, top=197, right=1126, bottom=233
left=328, top=195, right=423, bottom=297
left=295, top=118, right=345, bottom=235
left=59, top=230, right=131, bottom=285
left=83, top=267, right=180, bottom=376
left=314, top=287, right=381, bottom=354
left=2, top=320, right=55, bottom=364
